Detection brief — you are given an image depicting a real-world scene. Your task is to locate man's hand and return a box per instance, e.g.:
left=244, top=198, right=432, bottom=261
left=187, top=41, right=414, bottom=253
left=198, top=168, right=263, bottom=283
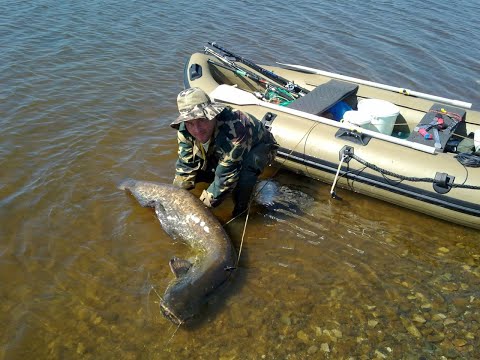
left=172, top=176, right=194, bottom=190
left=199, top=190, right=213, bottom=207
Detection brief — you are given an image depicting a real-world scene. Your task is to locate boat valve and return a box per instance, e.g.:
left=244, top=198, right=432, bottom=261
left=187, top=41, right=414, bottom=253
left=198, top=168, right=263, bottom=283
left=433, top=172, right=455, bottom=194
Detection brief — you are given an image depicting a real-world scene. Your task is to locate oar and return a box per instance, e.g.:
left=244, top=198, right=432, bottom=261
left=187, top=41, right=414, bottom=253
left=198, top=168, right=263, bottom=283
left=209, top=84, right=436, bottom=154
left=276, top=62, right=472, bottom=109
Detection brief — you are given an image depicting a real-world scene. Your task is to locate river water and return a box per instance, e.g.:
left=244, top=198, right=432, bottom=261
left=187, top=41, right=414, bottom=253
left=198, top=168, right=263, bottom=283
left=1, top=0, right=480, bottom=359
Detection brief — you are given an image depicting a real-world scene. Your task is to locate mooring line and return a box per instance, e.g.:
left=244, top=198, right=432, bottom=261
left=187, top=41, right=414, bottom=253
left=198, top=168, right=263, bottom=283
left=235, top=205, right=250, bottom=267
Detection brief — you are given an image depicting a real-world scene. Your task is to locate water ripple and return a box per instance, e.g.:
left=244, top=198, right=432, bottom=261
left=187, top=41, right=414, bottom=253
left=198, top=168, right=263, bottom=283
left=1, top=0, right=480, bottom=358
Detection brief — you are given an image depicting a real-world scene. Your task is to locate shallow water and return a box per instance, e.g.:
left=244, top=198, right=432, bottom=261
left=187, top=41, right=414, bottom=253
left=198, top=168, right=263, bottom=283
left=1, top=0, right=480, bottom=359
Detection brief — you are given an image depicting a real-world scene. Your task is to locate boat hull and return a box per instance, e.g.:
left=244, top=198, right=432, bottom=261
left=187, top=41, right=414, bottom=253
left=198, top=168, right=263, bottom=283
left=183, top=52, right=480, bottom=230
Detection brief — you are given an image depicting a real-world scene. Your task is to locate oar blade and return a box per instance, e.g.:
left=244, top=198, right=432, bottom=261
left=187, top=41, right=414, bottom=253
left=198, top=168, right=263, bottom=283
left=210, top=84, right=260, bottom=106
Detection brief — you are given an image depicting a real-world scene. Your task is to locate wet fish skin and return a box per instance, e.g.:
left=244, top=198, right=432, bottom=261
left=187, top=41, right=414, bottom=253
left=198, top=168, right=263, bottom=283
left=118, top=179, right=236, bottom=324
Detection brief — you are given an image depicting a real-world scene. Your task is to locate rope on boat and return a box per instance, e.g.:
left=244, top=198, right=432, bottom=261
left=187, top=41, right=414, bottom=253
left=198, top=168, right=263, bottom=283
left=349, top=153, right=480, bottom=190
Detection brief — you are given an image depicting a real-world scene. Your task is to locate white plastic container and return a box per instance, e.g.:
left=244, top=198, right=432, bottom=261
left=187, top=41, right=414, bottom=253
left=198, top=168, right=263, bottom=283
left=475, top=129, right=480, bottom=153
left=343, top=110, right=375, bottom=131
left=357, top=99, right=400, bottom=135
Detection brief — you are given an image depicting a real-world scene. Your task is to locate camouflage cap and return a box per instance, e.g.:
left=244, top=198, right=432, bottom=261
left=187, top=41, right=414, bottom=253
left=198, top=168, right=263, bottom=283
left=171, top=87, right=225, bottom=129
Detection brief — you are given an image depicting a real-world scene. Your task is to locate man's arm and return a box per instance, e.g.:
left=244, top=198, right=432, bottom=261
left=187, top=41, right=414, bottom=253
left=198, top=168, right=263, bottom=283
left=200, top=112, right=250, bottom=207
left=172, top=130, right=201, bottom=190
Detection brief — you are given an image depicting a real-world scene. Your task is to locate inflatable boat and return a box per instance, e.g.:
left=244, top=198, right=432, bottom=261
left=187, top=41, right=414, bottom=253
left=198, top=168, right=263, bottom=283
left=182, top=44, right=480, bottom=230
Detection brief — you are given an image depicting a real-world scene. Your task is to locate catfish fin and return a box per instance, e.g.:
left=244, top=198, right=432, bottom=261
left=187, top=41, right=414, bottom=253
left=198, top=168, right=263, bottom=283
left=154, top=202, right=166, bottom=218
left=169, top=257, right=192, bottom=278
left=155, top=202, right=176, bottom=239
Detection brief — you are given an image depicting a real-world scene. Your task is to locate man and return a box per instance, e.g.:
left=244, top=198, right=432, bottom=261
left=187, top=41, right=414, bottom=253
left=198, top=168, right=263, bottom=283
left=171, top=87, right=277, bottom=217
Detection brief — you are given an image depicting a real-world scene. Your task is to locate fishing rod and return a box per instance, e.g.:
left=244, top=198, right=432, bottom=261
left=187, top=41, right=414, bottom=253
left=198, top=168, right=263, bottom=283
left=208, top=41, right=310, bottom=97
left=205, top=56, right=267, bottom=86
left=206, top=59, right=296, bottom=104
left=204, top=47, right=297, bottom=103
left=204, top=46, right=268, bottom=83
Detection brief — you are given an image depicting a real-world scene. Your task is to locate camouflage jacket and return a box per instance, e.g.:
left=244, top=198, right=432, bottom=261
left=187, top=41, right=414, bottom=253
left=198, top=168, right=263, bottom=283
left=173, top=107, right=276, bottom=207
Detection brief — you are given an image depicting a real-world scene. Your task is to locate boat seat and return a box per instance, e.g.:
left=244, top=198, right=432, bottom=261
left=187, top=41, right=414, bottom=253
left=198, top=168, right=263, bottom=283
left=287, top=79, right=359, bottom=115
left=407, top=103, right=467, bottom=152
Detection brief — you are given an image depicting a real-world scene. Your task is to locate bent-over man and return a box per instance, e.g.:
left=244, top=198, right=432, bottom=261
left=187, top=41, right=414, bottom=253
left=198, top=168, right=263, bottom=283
left=171, top=87, right=277, bottom=217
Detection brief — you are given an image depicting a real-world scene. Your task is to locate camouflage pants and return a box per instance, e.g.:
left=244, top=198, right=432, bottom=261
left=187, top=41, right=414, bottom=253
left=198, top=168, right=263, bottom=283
left=197, top=141, right=276, bottom=216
